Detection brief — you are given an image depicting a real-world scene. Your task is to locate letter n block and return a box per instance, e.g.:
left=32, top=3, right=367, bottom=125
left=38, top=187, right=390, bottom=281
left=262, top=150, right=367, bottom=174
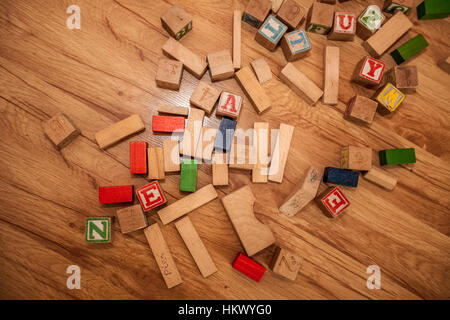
left=242, top=0, right=271, bottom=28
left=306, top=2, right=335, bottom=35
left=315, top=187, right=350, bottom=218
left=232, top=253, right=266, bottom=282
left=160, top=5, right=192, bottom=40
left=352, top=56, right=385, bottom=86
left=281, top=29, right=311, bottom=61
left=375, top=83, right=405, bottom=114
left=255, top=15, right=287, bottom=51
left=328, top=12, right=356, bottom=41
left=216, top=92, right=243, bottom=119
left=85, top=217, right=111, bottom=243
left=136, top=181, right=167, bottom=212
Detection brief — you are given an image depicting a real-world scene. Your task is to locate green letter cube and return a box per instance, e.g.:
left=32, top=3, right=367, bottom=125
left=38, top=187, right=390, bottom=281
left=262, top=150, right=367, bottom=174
left=85, top=217, right=111, bottom=243
left=379, top=148, right=416, bottom=165
left=180, top=159, right=197, bottom=192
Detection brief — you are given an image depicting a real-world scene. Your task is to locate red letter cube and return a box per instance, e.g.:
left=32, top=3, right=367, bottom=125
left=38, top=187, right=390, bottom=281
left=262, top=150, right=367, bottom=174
left=136, top=181, right=167, bottom=212
left=316, top=186, right=350, bottom=217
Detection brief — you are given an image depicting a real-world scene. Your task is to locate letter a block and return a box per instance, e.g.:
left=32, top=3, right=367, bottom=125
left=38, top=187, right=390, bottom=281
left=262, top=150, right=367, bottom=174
left=242, top=0, right=272, bottom=28
left=232, top=253, right=266, bottom=282
left=328, top=12, right=356, bottom=41
left=216, top=92, right=243, bottom=119
left=357, top=5, right=385, bottom=40
left=281, top=29, right=311, bottom=61
left=375, top=83, right=405, bottom=114
left=85, top=217, right=111, bottom=243
left=255, top=15, right=287, bottom=51
left=136, top=181, right=167, bottom=212
left=315, top=187, right=350, bottom=218
left=306, top=2, right=335, bottom=35
left=352, top=56, right=385, bottom=86
left=160, top=5, right=192, bottom=40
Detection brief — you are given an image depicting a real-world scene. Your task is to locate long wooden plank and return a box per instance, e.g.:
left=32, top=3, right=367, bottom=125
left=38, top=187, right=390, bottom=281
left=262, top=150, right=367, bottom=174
left=323, top=46, right=339, bottom=105
left=233, top=10, right=241, bottom=70
left=157, top=104, right=189, bottom=116
left=235, top=66, right=271, bottom=114
left=268, top=123, right=294, bottom=183
left=163, top=139, right=180, bottom=172
left=180, top=108, right=205, bottom=157
left=95, top=114, right=144, bottom=149
left=279, top=63, right=323, bottom=105
left=252, top=122, right=269, bottom=183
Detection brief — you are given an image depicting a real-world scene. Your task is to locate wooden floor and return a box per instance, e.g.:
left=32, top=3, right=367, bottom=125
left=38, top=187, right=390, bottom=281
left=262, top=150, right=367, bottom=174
left=0, top=0, right=449, bottom=300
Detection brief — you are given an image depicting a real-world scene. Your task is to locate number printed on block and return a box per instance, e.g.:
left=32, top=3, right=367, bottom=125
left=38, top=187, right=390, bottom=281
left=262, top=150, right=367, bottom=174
left=359, top=5, right=384, bottom=31
left=255, top=15, right=287, bottom=51
left=376, top=83, right=405, bottom=112
left=317, top=187, right=350, bottom=218
left=359, top=56, right=385, bottom=84
left=136, top=181, right=167, bottom=212
left=216, top=92, right=243, bottom=119
left=85, top=217, right=111, bottom=243
left=282, top=29, right=311, bottom=61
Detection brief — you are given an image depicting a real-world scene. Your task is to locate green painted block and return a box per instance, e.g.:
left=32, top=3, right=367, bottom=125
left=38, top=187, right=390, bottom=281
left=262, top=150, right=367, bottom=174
left=180, top=159, right=197, bottom=192
left=379, top=148, right=416, bottom=165
left=390, top=35, right=429, bottom=64
left=417, top=0, right=450, bottom=20
left=85, top=217, right=111, bottom=243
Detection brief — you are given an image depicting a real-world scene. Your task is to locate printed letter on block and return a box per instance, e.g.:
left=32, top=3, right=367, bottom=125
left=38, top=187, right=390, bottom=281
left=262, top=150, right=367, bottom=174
left=85, top=217, right=111, bottom=243
left=136, top=181, right=167, bottom=212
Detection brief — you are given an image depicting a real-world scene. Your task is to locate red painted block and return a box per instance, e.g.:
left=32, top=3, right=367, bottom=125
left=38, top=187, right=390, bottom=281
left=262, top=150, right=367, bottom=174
left=130, top=141, right=148, bottom=174
left=232, top=253, right=266, bottom=282
left=136, top=181, right=167, bottom=212
left=152, top=115, right=185, bottom=133
left=316, top=186, right=350, bottom=218
left=99, top=185, right=134, bottom=204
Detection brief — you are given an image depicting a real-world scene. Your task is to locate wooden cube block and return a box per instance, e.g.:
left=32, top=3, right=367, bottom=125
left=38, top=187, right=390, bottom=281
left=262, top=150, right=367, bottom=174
left=379, top=148, right=416, bottom=165
left=272, top=0, right=285, bottom=13
left=341, top=146, right=372, bottom=171
left=212, top=152, right=229, bottom=186
left=213, top=118, right=237, bottom=152
left=417, top=0, right=450, bottom=20
left=207, top=50, right=234, bottom=81
left=162, top=38, right=207, bottom=79
left=232, top=253, right=266, bottom=282
left=190, top=81, right=221, bottom=114
left=269, top=246, right=301, bottom=281
left=323, top=46, right=339, bottom=105
left=384, top=65, right=418, bottom=93
left=255, top=15, right=287, bottom=51
left=136, top=181, right=166, bottom=212
left=250, top=58, right=272, bottom=84
left=216, top=91, right=243, bottom=119
left=383, top=0, right=415, bottom=15
left=242, top=0, right=272, bottom=28
left=147, top=147, right=165, bottom=180
left=375, top=83, right=405, bottom=114
left=85, top=217, right=111, bottom=243
left=390, top=34, right=428, bottom=65
left=194, top=127, right=217, bottom=161
left=235, top=66, right=271, bottom=114
left=323, top=167, right=359, bottom=187
left=151, top=115, right=185, bottom=133
left=130, top=141, right=148, bottom=175
left=276, top=0, right=305, bottom=29
left=163, top=139, right=180, bottom=172
left=328, top=12, right=356, bottom=41
left=306, top=2, right=335, bottom=35
left=315, top=187, right=350, bottom=218
left=438, top=56, right=450, bottom=74
left=160, top=5, right=192, bottom=40
left=363, top=166, right=398, bottom=190
left=344, top=95, right=378, bottom=125
left=281, top=29, right=311, bottom=61
left=357, top=5, right=385, bottom=40
left=43, top=113, right=80, bottom=148
left=116, top=204, right=148, bottom=234
left=180, top=159, right=197, bottom=192
left=95, top=114, right=145, bottom=149
left=98, top=185, right=133, bottom=204
left=279, top=63, right=323, bottom=105
left=157, top=104, right=189, bottom=116
left=352, top=56, right=385, bottom=86
left=155, top=58, right=183, bottom=90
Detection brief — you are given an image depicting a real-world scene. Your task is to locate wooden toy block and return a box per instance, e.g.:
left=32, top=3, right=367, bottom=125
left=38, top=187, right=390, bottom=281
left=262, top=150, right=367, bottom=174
left=136, top=181, right=167, bottom=212
left=344, top=95, right=378, bottom=125
left=147, top=147, right=165, bottom=180
left=180, top=108, right=205, bottom=157
left=151, top=115, right=185, bottom=133
left=190, top=81, right=221, bottom=114
left=384, top=65, right=418, bottom=93
left=235, top=66, right=271, bottom=114
left=363, top=166, right=398, bottom=190
left=438, top=56, right=450, bottom=73
left=98, top=185, right=133, bottom=204
left=255, top=15, right=288, bottom=52
left=194, top=127, right=217, bottom=161
left=252, top=122, right=269, bottom=183
left=363, top=11, right=412, bottom=58
left=328, top=12, right=356, bottom=41
left=95, top=114, right=145, bottom=149
left=207, top=50, right=234, bottom=81
left=163, top=139, right=180, bottom=172
left=157, top=104, right=189, bottom=116
left=162, top=37, right=207, bottom=79
left=242, top=0, right=272, bottom=28
left=281, top=29, right=311, bottom=61
left=155, top=58, right=183, bottom=91
left=375, top=83, right=405, bottom=114
left=379, top=148, right=416, bottom=165
left=85, top=217, right=111, bottom=243
left=383, top=0, right=415, bottom=15
left=180, top=159, right=197, bottom=192
left=175, top=217, right=217, bottom=278
left=315, top=186, right=350, bottom=218
left=323, top=46, right=339, bottom=105
left=306, top=2, right=335, bottom=35
left=212, top=152, right=228, bottom=186
left=390, top=34, right=429, bottom=65
left=417, top=0, right=450, bottom=20
left=214, top=118, right=237, bottom=152
left=341, top=146, right=372, bottom=171
left=116, top=204, right=148, bottom=234
left=233, top=10, right=242, bottom=70
left=276, top=0, right=305, bottom=29
left=232, top=253, right=266, bottom=282
left=229, top=139, right=255, bottom=171
left=323, top=167, right=359, bottom=187
left=157, top=184, right=218, bottom=225
left=160, top=5, right=192, bottom=40
left=250, top=58, right=272, bottom=84
left=216, top=91, right=243, bottom=119
left=130, top=141, right=148, bottom=175
left=279, top=63, right=323, bottom=105
left=143, top=223, right=183, bottom=289
left=269, top=246, right=301, bottom=281
left=42, top=113, right=80, bottom=148
left=357, top=5, right=385, bottom=40
left=279, top=166, right=321, bottom=217
left=268, top=123, right=294, bottom=183
left=221, top=186, right=275, bottom=256
left=352, top=56, right=385, bottom=86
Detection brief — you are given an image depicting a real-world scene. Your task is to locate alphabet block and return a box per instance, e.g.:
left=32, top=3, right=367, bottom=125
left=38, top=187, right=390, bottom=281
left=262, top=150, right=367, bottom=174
left=417, top=0, right=450, bottom=20
left=363, top=166, right=398, bottom=190
left=155, top=58, right=183, bottom=90
left=328, top=12, right=356, bottom=41
left=323, top=167, right=359, bottom=187
left=315, top=186, right=350, bottom=218
left=95, top=114, right=145, bottom=149
left=232, top=253, right=266, bottom=282
left=136, top=181, right=167, bottom=212
left=162, top=38, right=207, bottom=79
left=85, top=217, right=111, bottom=243
left=43, top=113, right=80, bottom=148
left=233, top=10, right=242, bottom=70
left=252, top=122, right=269, bottom=183
left=344, top=95, right=378, bottom=125
left=151, top=115, right=185, bottom=133
left=194, top=127, right=217, bottom=161
left=306, top=2, right=335, bottom=35
left=180, top=108, right=205, bottom=157
left=190, top=81, right=221, bottom=114
left=250, top=58, right=272, bottom=84
left=157, top=104, right=189, bottom=116
left=279, top=63, right=323, bottom=105
left=214, top=117, right=237, bottom=152
left=160, top=5, right=192, bottom=40
left=375, top=83, right=405, bottom=114
left=281, top=29, right=311, bottom=61
left=130, top=141, right=148, bottom=175
left=207, top=50, right=234, bottom=81
left=147, top=147, right=165, bottom=180
left=357, top=5, right=385, bottom=40
left=180, top=159, right=197, bottom=192
left=323, top=46, right=339, bottom=105
left=379, top=148, right=416, bottom=165
left=242, top=0, right=272, bottom=28
left=438, top=56, right=450, bottom=73
left=384, top=65, right=418, bottom=93
left=390, top=34, right=429, bottom=65
left=268, top=123, right=294, bottom=183
left=116, top=204, right=148, bottom=234
left=352, top=56, right=385, bottom=86
left=216, top=92, right=243, bottom=119
left=163, top=139, right=180, bottom=172
left=99, top=185, right=133, bottom=204
left=255, top=15, right=288, bottom=51
left=383, top=0, right=415, bottom=15
left=276, top=0, right=305, bottom=29
left=212, top=152, right=228, bottom=186
left=235, top=66, right=271, bottom=114
left=341, top=146, right=372, bottom=171
left=269, top=247, right=301, bottom=281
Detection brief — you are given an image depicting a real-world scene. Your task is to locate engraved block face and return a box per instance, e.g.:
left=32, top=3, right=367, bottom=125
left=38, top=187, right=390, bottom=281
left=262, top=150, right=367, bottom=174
left=359, top=56, right=385, bottom=83
left=376, top=84, right=405, bottom=112
left=258, top=16, right=288, bottom=44
left=306, top=23, right=330, bottom=35
left=175, top=21, right=192, bottom=40
left=216, top=92, right=243, bottom=119
left=136, top=182, right=167, bottom=212
left=333, top=12, right=356, bottom=34
left=359, top=5, right=384, bottom=31
left=85, top=218, right=111, bottom=243
left=319, top=187, right=350, bottom=217
left=284, top=29, right=311, bottom=54
left=155, top=58, right=183, bottom=90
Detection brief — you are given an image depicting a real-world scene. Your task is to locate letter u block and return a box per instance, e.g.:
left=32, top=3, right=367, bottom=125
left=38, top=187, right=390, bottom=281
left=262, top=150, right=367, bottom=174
left=281, top=29, right=311, bottom=61
left=375, top=83, right=405, bottom=114
left=328, top=12, right=356, bottom=41
left=255, top=15, right=287, bottom=51
left=352, top=56, right=385, bottom=86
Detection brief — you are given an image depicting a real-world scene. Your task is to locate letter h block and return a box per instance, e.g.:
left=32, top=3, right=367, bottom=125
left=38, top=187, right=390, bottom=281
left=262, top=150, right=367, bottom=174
left=328, top=12, right=356, bottom=41
left=85, top=217, right=111, bottom=243
left=281, top=29, right=311, bottom=61
left=315, top=187, right=350, bottom=218
left=255, top=15, right=287, bottom=51
left=352, top=56, right=385, bottom=86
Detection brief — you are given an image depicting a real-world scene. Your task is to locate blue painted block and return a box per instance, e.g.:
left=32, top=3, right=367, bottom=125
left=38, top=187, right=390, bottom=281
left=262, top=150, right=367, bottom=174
left=242, top=12, right=261, bottom=28
left=323, top=167, right=359, bottom=188
left=214, top=117, right=236, bottom=152
left=257, top=16, right=287, bottom=44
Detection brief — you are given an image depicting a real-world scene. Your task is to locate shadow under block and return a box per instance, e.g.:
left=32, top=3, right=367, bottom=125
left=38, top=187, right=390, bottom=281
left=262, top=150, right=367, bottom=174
left=116, top=204, right=148, bottom=234
left=160, top=5, right=192, bottom=40
left=136, top=181, right=167, bottom=212
left=151, top=115, right=185, bottom=133
left=357, top=5, right=385, bottom=40
left=363, top=166, right=398, bottom=190
left=143, top=223, right=183, bottom=289
left=279, top=166, right=322, bottom=217
left=130, top=141, right=148, bottom=175
left=221, top=186, right=275, bottom=256
left=352, top=56, right=385, bottom=86
left=42, top=113, right=80, bottom=148
left=255, top=15, right=287, bottom=52
left=363, top=11, right=412, bottom=57
left=276, top=0, right=305, bottom=29
left=233, top=10, right=242, bottom=70
left=194, top=127, right=217, bottom=161
left=214, top=117, right=237, bottom=152
left=180, top=108, right=205, bottom=157
left=315, top=186, right=350, bottom=218
left=375, top=83, right=405, bottom=114
left=157, top=184, right=218, bottom=225
left=306, top=2, right=335, bottom=34
left=95, top=114, right=145, bottom=149
left=269, top=246, right=301, bottom=281
left=323, top=167, right=359, bottom=187
left=252, top=122, right=269, bottom=183
left=216, top=91, right=243, bottom=119
left=242, top=0, right=272, bottom=28
left=281, top=29, right=311, bottom=62
left=147, top=147, right=165, bottom=180
left=180, top=159, right=197, bottom=192
left=379, top=148, right=416, bottom=165
left=268, top=123, right=294, bottom=183
left=207, top=50, right=234, bottom=81
left=162, top=37, right=207, bottom=79
left=155, top=58, right=183, bottom=90
left=232, top=253, right=266, bottom=282
left=279, top=63, right=323, bottom=105
left=438, top=56, right=450, bottom=73
left=341, top=146, right=372, bottom=171
left=323, top=46, right=339, bottom=105
left=250, top=58, right=272, bottom=84
left=417, top=0, right=450, bottom=20
left=85, top=217, right=111, bottom=243
left=235, top=66, right=271, bottom=114
left=98, top=185, right=133, bottom=204
left=190, top=81, right=221, bottom=115
left=174, top=217, right=217, bottom=278
left=390, top=34, right=429, bottom=65
left=163, top=139, right=180, bottom=172
left=212, top=152, right=229, bottom=186
left=157, top=104, right=189, bottom=116
left=385, top=65, right=418, bottom=92
left=328, top=12, right=356, bottom=41
left=344, top=95, right=378, bottom=125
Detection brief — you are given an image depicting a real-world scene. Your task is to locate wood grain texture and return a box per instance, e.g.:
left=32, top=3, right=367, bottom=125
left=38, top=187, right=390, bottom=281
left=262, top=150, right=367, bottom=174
left=0, top=0, right=449, bottom=300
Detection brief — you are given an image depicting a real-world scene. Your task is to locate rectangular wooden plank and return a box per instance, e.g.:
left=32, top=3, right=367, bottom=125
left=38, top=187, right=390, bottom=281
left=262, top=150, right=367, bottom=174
left=98, top=185, right=133, bottom=204
left=252, top=122, right=269, bottom=183
left=212, top=152, right=228, bottom=186
left=235, top=66, right=271, bottom=114
left=180, top=108, right=205, bottom=157
left=180, top=159, right=197, bottom=192
left=151, top=115, right=185, bottom=133
left=95, top=114, right=145, bottom=149
left=157, top=104, right=189, bottom=116
left=233, top=10, right=241, bottom=70
left=147, top=147, right=165, bottom=180
left=279, top=63, right=323, bottom=105
left=232, top=253, right=266, bottom=282
left=130, top=141, right=148, bottom=175
left=268, top=123, right=294, bottom=183
left=363, top=166, right=398, bottom=190
left=194, top=127, right=217, bottom=161
left=163, top=139, right=180, bottom=172
left=323, top=46, right=339, bottom=105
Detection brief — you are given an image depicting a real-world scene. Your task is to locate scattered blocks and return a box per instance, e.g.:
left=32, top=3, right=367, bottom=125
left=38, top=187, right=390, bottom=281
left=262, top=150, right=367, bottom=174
left=212, top=152, right=229, bottom=186
left=147, top=147, right=165, bottom=180
left=385, top=65, right=418, bottom=93
left=306, top=2, right=335, bottom=35
left=250, top=58, right=272, bottom=84
left=268, top=123, right=294, bottom=183
left=214, top=117, right=237, bottom=152
left=151, top=115, right=185, bottom=133
left=194, top=127, right=217, bottom=161
left=163, top=139, right=180, bottom=172
left=207, top=50, right=234, bottom=81
left=363, top=166, right=398, bottom=190
left=161, top=5, right=192, bottom=40
left=323, top=46, right=340, bottom=105
left=43, top=113, right=80, bottom=149
left=341, top=146, right=372, bottom=171
left=438, top=56, right=450, bottom=73
left=116, top=204, right=148, bottom=234
left=269, top=247, right=301, bottom=281
left=281, top=29, right=311, bottom=61
left=95, top=114, right=145, bottom=149
left=136, top=181, right=167, bottom=212
left=357, top=5, right=385, bottom=40
left=85, top=217, right=111, bottom=243
left=323, top=167, right=359, bottom=187
left=155, top=58, right=183, bottom=90
left=276, top=0, right=305, bottom=29
left=352, top=56, right=385, bottom=86
left=390, top=34, right=429, bottom=65
left=190, top=81, right=221, bottom=114
left=379, top=148, right=416, bottom=165
left=216, top=91, right=243, bottom=119
left=375, top=83, right=405, bottom=114
left=232, top=253, right=266, bottom=282
left=242, top=0, right=272, bottom=28
left=130, top=141, right=148, bottom=175
left=180, top=108, right=205, bottom=157
left=328, top=12, right=356, bottom=41
left=315, top=186, right=350, bottom=218
left=157, top=104, right=189, bottom=116
left=180, top=159, right=198, bottom=192
left=99, top=185, right=133, bottom=204
left=417, top=0, right=450, bottom=20
left=255, top=15, right=287, bottom=51
left=383, top=0, right=415, bottom=14
left=344, top=95, right=378, bottom=125
left=279, top=63, right=323, bottom=105
left=235, top=66, right=271, bottom=114
left=233, top=10, right=242, bottom=70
